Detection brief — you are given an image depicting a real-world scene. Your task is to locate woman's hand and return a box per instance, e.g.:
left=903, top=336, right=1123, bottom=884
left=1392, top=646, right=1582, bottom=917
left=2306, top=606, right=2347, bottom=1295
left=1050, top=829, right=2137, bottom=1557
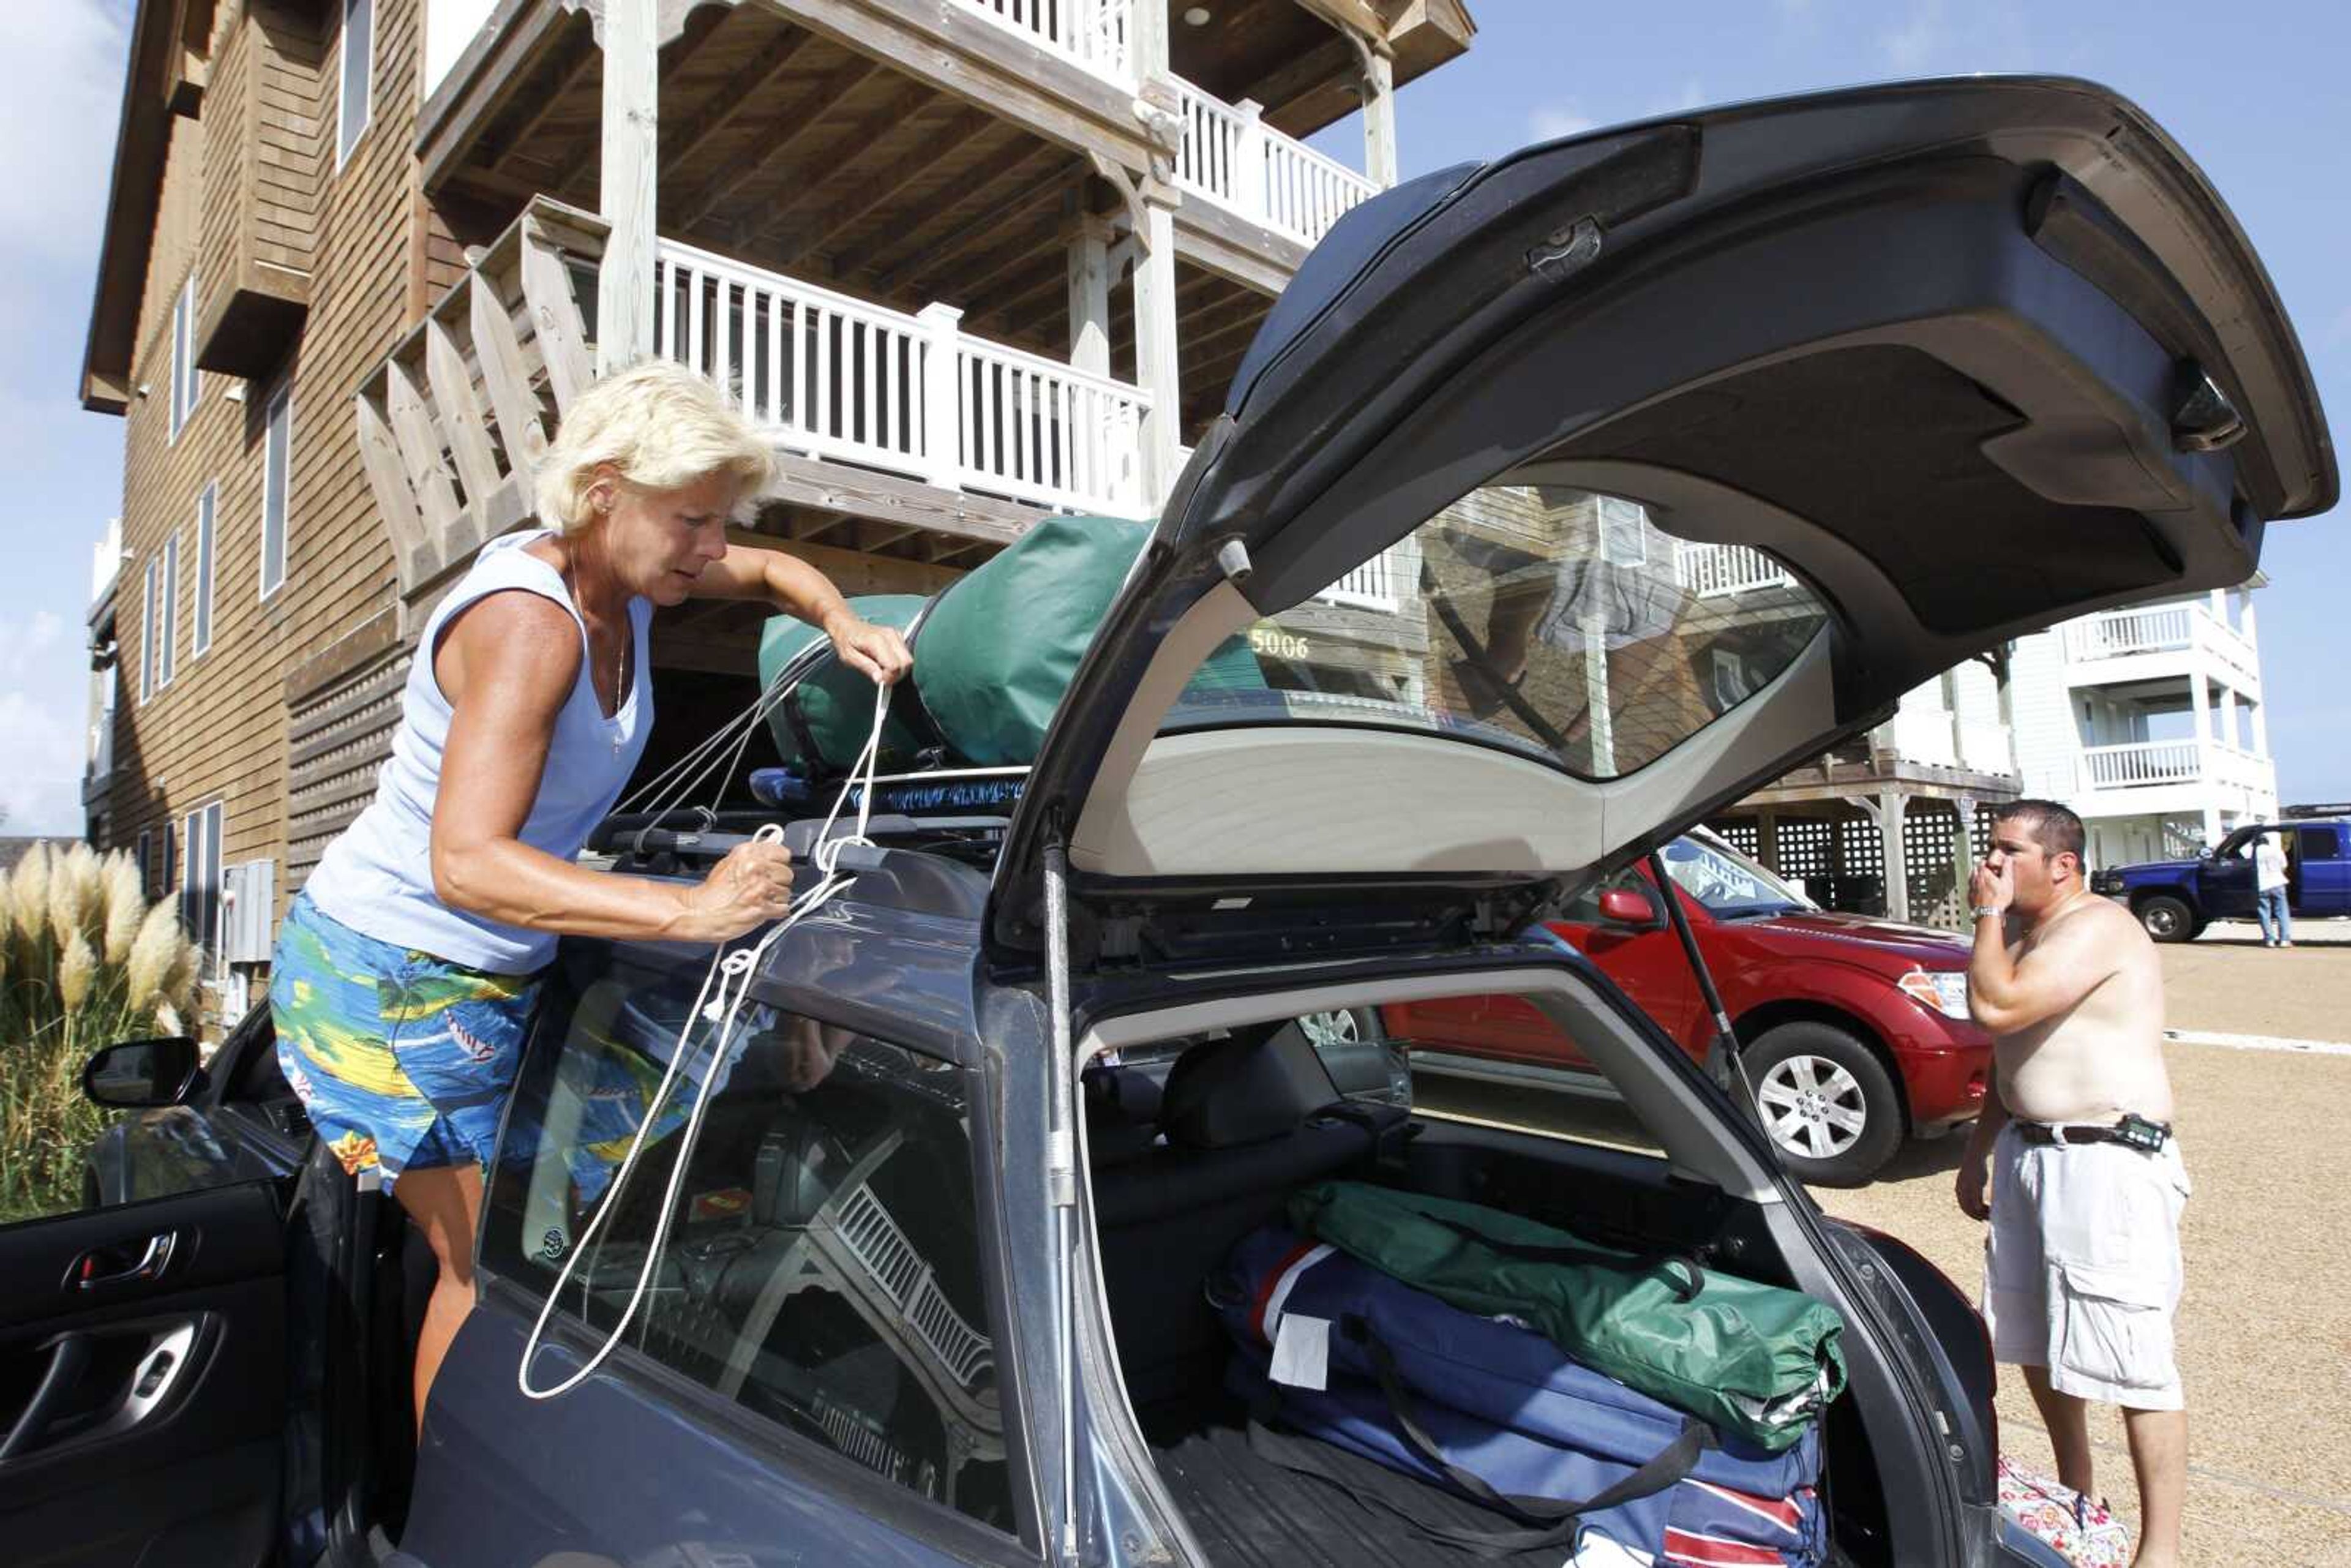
left=823, top=610, right=914, bottom=686
left=672, top=840, right=797, bottom=943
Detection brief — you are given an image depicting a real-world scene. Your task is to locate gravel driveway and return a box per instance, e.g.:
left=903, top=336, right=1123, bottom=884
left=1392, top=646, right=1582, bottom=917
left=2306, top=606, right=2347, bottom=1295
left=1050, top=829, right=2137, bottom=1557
left=1412, top=932, right=2351, bottom=1566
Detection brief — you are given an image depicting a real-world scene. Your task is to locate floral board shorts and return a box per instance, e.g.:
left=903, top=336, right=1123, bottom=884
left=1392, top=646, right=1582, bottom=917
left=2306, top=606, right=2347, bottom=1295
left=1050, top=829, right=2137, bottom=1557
left=1982, top=1122, right=2192, bottom=1410
left=270, top=890, right=541, bottom=1190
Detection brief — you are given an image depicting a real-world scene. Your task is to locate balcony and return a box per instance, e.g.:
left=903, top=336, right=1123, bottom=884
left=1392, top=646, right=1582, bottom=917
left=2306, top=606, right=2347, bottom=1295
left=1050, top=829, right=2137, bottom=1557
left=942, top=2, right=1381, bottom=247
left=656, top=238, right=1150, bottom=516
left=1674, top=541, right=1796, bottom=598
left=2064, top=602, right=2260, bottom=693
left=357, top=197, right=1157, bottom=615
left=2074, top=739, right=2278, bottom=813
left=1166, top=76, right=1381, bottom=247
left=950, top=0, right=1134, bottom=87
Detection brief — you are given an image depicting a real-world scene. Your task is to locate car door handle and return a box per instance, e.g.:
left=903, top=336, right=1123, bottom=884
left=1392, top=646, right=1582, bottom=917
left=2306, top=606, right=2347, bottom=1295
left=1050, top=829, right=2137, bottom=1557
left=71, top=1231, right=177, bottom=1292
left=0, top=1335, right=91, bottom=1463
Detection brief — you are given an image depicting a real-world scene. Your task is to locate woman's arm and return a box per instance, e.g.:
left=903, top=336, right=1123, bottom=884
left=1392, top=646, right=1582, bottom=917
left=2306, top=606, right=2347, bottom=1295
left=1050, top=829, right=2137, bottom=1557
left=427, top=590, right=795, bottom=943
left=689, top=541, right=912, bottom=684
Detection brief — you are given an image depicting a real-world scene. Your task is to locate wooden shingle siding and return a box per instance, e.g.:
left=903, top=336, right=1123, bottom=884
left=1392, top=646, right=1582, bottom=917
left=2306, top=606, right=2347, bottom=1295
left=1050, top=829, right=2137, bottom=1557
left=103, top=0, right=429, bottom=948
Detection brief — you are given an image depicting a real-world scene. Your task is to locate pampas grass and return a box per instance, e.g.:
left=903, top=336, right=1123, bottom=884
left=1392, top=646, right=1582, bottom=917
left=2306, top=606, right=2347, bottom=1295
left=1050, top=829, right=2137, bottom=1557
left=100, top=854, right=143, bottom=967
left=2, top=846, right=200, bottom=1223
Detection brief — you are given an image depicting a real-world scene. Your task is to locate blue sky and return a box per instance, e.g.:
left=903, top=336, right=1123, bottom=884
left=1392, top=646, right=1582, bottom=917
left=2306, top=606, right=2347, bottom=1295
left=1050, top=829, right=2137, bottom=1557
left=2, top=0, right=2344, bottom=833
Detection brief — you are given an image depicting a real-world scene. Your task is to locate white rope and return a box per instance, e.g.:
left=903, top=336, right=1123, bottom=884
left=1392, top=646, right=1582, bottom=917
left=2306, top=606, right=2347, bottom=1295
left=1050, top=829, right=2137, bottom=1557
left=519, top=678, right=891, bottom=1400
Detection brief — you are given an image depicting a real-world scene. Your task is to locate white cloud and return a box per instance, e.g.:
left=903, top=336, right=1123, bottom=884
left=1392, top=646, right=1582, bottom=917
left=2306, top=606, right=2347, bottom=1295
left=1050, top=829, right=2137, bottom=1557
left=0, top=687, right=88, bottom=836
left=0, top=1, right=129, bottom=269
left=1880, top=0, right=1949, bottom=73
left=1528, top=105, right=1597, bottom=141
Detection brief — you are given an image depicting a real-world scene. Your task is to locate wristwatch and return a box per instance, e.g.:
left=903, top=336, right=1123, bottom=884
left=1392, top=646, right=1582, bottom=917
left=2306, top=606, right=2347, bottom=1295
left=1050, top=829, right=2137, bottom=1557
left=1970, top=905, right=2004, bottom=922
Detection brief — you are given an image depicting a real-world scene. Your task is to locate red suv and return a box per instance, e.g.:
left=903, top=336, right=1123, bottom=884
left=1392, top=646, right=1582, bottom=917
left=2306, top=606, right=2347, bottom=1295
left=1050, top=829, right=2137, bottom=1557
left=1379, top=831, right=1992, bottom=1184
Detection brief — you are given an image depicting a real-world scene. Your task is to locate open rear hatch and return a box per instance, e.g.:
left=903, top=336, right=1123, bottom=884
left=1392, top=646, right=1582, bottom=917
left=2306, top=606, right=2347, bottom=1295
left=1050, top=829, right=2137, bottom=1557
left=983, top=75, right=2332, bottom=969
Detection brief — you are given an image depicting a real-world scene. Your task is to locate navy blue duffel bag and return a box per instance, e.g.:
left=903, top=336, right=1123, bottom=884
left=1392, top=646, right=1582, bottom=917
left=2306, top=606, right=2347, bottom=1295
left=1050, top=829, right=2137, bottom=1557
left=1215, top=1226, right=1828, bottom=1565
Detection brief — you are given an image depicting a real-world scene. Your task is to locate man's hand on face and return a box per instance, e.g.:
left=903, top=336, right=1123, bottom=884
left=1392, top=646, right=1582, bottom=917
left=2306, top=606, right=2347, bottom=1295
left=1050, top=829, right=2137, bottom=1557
left=1970, top=856, right=2013, bottom=915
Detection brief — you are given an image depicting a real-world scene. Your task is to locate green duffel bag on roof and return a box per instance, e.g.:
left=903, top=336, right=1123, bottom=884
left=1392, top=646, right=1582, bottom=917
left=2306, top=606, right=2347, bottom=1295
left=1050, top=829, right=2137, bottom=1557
left=761, top=516, right=1263, bottom=773
left=1287, top=1180, right=1847, bottom=1453
left=757, top=594, right=932, bottom=774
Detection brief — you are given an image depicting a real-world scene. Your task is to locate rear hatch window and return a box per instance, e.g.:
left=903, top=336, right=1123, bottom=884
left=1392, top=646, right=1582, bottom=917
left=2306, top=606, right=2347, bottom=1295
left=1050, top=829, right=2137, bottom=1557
left=1164, top=484, right=1829, bottom=781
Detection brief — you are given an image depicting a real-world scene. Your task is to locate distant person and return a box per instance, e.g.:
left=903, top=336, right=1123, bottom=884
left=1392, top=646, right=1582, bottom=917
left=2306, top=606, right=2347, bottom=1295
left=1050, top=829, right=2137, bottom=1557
left=1955, top=799, right=2189, bottom=1568
left=2254, top=830, right=2292, bottom=948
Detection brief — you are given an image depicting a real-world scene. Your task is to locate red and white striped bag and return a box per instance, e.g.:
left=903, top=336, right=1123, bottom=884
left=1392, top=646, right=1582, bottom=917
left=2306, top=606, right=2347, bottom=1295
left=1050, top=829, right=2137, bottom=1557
left=1996, top=1458, right=2129, bottom=1567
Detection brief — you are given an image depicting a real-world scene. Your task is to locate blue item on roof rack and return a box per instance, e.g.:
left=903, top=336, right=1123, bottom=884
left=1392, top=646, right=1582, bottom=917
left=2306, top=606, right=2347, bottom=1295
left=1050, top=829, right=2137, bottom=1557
left=748, top=768, right=1027, bottom=816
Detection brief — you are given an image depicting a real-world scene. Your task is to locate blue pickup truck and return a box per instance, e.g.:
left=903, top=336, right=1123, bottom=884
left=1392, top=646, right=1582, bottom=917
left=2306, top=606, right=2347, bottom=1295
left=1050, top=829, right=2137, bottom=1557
left=2091, top=817, right=2351, bottom=941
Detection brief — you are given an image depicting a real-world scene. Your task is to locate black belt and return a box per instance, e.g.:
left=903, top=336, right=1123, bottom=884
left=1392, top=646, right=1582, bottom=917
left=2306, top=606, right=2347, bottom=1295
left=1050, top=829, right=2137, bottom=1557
left=2014, top=1117, right=2171, bottom=1151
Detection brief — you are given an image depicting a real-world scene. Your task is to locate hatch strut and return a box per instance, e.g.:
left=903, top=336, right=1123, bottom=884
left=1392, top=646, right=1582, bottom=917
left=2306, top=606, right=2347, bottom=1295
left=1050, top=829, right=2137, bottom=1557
left=1041, top=822, right=1082, bottom=1566
left=1647, top=850, right=1763, bottom=1125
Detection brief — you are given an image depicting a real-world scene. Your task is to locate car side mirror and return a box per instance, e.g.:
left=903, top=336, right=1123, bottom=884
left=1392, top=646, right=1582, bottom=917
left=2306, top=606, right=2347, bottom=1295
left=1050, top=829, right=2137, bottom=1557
left=82, top=1037, right=202, bottom=1109
left=1597, top=887, right=1662, bottom=928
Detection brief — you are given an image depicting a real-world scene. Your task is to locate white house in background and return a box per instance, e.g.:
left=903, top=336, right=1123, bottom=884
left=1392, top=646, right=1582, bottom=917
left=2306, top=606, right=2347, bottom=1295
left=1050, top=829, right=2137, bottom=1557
left=82, top=519, right=122, bottom=847
left=2008, top=580, right=2276, bottom=868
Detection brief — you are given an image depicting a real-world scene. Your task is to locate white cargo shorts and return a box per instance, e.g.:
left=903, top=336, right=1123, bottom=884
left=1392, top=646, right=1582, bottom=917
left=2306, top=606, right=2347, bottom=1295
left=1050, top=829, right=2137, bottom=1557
left=1982, top=1122, right=2191, bottom=1410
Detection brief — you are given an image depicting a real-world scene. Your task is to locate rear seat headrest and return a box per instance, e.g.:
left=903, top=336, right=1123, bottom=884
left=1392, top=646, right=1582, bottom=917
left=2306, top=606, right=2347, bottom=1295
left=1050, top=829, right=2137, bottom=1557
left=1158, top=1026, right=1338, bottom=1150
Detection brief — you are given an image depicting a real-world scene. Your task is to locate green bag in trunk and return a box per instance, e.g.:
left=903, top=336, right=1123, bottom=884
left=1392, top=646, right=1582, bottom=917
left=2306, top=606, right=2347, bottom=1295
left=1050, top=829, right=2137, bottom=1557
left=760, top=516, right=1262, bottom=772
left=1287, top=1181, right=1845, bottom=1452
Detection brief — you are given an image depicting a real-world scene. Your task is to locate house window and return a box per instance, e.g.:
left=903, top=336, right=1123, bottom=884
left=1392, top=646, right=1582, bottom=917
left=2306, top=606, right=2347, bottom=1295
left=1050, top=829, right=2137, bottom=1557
left=140, top=558, right=157, bottom=702
left=1598, top=495, right=1648, bottom=568
left=193, top=483, right=217, bottom=656
left=137, top=829, right=154, bottom=899
left=261, top=386, right=291, bottom=598
left=158, top=532, right=181, bottom=689
left=181, top=801, right=225, bottom=957
left=337, top=0, right=373, bottom=168
left=169, top=276, right=200, bottom=440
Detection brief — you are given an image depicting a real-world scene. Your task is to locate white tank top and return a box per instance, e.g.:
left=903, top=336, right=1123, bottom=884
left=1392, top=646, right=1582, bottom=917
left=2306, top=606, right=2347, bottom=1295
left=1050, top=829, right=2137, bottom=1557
left=305, top=529, right=653, bottom=973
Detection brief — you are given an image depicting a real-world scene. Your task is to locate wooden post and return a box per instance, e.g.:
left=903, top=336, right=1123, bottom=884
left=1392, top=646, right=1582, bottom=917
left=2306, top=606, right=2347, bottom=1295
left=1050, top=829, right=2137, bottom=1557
left=597, top=0, right=658, bottom=375
left=1878, top=789, right=1910, bottom=924
left=1581, top=614, right=1614, bottom=775
left=1065, top=217, right=1113, bottom=378
left=1952, top=794, right=1978, bottom=927
left=918, top=302, right=965, bottom=490
left=1360, top=50, right=1397, bottom=187
left=1132, top=195, right=1181, bottom=507
left=1131, top=0, right=1169, bottom=81
left=1233, top=99, right=1268, bottom=225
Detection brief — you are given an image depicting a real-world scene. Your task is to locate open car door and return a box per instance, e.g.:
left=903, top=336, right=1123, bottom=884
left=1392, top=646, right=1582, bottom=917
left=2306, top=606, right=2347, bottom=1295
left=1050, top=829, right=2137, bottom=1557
left=985, top=75, right=2333, bottom=966
left=0, top=1041, right=288, bottom=1567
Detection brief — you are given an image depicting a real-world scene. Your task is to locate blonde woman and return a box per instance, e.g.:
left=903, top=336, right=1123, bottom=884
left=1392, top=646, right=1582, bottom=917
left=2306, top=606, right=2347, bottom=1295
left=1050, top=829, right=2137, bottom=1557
left=270, top=361, right=910, bottom=1427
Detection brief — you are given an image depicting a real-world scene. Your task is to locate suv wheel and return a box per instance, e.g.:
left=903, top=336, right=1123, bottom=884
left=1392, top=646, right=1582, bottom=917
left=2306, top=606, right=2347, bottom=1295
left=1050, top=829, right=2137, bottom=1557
left=2136, top=895, right=2195, bottom=943
left=1746, top=1022, right=1905, bottom=1187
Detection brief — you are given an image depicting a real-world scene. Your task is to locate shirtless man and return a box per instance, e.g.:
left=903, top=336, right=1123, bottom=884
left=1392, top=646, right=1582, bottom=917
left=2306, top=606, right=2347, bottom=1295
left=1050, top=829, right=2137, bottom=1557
left=1956, top=799, right=2190, bottom=1568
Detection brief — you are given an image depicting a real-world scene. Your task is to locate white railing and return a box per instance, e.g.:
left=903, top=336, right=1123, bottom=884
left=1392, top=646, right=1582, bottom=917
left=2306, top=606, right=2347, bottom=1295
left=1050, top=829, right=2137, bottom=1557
left=947, top=0, right=1133, bottom=86
left=2079, top=740, right=2202, bottom=790
left=91, top=517, right=121, bottom=606
left=1264, top=130, right=1378, bottom=248
left=1168, top=75, right=1379, bottom=247
left=2067, top=606, right=2193, bottom=662
left=955, top=336, right=1148, bottom=513
left=1674, top=541, right=1795, bottom=598
left=831, top=1185, right=994, bottom=1389
left=654, top=238, right=1149, bottom=515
